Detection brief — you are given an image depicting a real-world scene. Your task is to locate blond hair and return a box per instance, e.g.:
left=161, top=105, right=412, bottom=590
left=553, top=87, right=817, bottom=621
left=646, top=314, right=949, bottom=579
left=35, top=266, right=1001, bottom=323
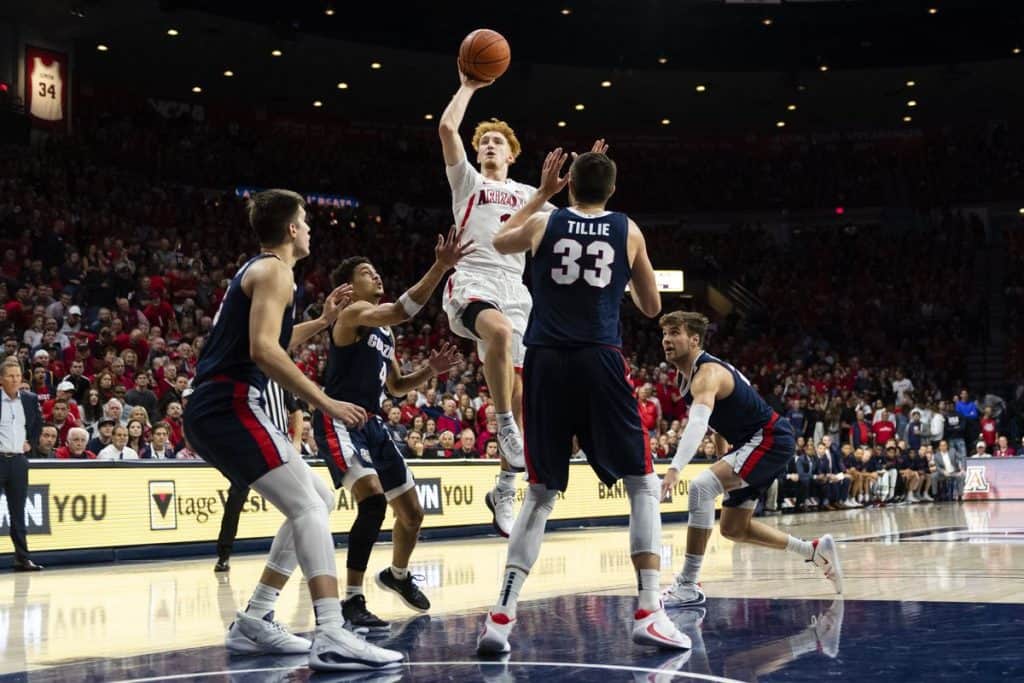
left=471, top=118, right=521, bottom=159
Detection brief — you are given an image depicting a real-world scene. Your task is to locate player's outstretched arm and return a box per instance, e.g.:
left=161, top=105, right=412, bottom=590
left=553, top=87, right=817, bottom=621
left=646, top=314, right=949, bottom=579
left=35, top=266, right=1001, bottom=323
left=661, top=367, right=720, bottom=499
left=439, top=67, right=493, bottom=167
left=247, top=259, right=367, bottom=427
left=341, top=226, right=474, bottom=329
left=494, top=148, right=569, bottom=254
left=288, top=284, right=352, bottom=350
left=626, top=220, right=661, bottom=318
left=386, top=342, right=462, bottom=397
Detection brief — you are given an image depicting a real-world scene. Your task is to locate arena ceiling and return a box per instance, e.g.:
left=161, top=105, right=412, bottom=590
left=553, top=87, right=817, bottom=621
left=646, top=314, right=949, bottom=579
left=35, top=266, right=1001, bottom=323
left=6, top=0, right=1024, bottom=132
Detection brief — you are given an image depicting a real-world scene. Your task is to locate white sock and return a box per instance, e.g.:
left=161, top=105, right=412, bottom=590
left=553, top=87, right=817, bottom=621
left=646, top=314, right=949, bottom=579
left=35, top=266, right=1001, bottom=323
left=787, top=536, right=815, bottom=561
left=637, top=568, right=660, bottom=611
left=244, top=582, right=280, bottom=617
left=496, top=469, right=517, bottom=493
left=494, top=566, right=527, bottom=618
left=313, top=597, right=342, bottom=627
left=345, top=585, right=363, bottom=600
left=390, top=565, right=409, bottom=580
left=680, top=553, right=703, bottom=585
left=497, top=412, right=517, bottom=432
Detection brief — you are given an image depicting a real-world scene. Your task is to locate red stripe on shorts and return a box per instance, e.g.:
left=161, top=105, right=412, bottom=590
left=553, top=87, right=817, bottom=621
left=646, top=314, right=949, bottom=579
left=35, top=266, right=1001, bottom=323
left=321, top=411, right=348, bottom=473
left=738, top=412, right=779, bottom=481
left=232, top=382, right=282, bottom=469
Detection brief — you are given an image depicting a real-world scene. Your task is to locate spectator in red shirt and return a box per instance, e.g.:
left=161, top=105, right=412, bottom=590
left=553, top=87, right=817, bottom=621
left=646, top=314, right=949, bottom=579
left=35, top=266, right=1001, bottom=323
left=143, top=297, right=175, bottom=333
left=55, top=427, right=96, bottom=460
left=655, top=370, right=682, bottom=421
left=979, top=407, right=997, bottom=450
left=436, top=396, right=462, bottom=438
left=637, top=384, right=660, bottom=440
left=163, top=401, right=185, bottom=448
left=872, top=411, right=896, bottom=447
left=398, top=391, right=423, bottom=425
left=993, top=434, right=1015, bottom=457
left=49, top=399, right=80, bottom=447
left=43, top=381, right=81, bottom=422
left=477, top=414, right=499, bottom=456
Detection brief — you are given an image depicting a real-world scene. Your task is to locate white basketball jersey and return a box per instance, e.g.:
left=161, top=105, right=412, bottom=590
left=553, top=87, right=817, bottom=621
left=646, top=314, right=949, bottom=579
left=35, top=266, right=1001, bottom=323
left=29, top=57, right=63, bottom=122
left=446, top=159, right=548, bottom=277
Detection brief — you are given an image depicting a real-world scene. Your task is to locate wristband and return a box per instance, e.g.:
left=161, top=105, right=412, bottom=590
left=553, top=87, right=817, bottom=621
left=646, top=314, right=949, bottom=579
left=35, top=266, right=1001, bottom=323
left=397, top=292, right=423, bottom=317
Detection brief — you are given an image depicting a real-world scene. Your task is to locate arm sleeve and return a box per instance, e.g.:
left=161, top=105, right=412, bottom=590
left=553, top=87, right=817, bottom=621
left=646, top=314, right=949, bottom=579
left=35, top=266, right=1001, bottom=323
left=445, top=159, right=479, bottom=205
left=670, top=403, right=712, bottom=471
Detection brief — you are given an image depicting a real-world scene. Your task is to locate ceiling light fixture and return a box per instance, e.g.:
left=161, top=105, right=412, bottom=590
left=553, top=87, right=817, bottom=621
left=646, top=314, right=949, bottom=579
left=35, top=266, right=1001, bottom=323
left=191, top=86, right=202, bottom=93
left=776, top=121, right=786, bottom=128
left=557, top=121, right=567, bottom=127
left=313, top=100, right=323, bottom=107
left=927, top=7, right=937, bottom=15
left=762, top=18, right=773, bottom=26
left=271, top=49, right=283, bottom=57
left=1014, top=47, right=1022, bottom=55
left=337, top=82, right=348, bottom=89
left=166, top=29, right=179, bottom=36
left=903, top=115, right=913, bottom=123
left=906, top=80, right=916, bottom=87
left=561, top=8, right=571, bottom=15
left=324, top=7, right=335, bottom=16
left=907, top=99, right=917, bottom=107
left=96, top=44, right=109, bottom=52
left=574, top=103, right=585, bottom=111
left=787, top=104, right=797, bottom=111
left=370, top=62, right=382, bottom=69
left=223, top=69, right=234, bottom=77
left=695, top=84, right=707, bottom=92
left=657, top=57, right=668, bottom=64
left=819, top=64, right=829, bottom=72
left=660, top=118, right=671, bottom=125
left=424, top=114, right=434, bottom=120
left=601, top=80, right=612, bottom=88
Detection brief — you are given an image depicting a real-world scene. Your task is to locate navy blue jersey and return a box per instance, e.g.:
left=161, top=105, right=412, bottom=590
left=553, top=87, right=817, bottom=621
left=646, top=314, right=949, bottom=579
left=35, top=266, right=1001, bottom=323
left=322, top=325, right=395, bottom=412
left=681, top=351, right=775, bottom=445
left=194, top=254, right=295, bottom=391
left=524, top=207, right=631, bottom=348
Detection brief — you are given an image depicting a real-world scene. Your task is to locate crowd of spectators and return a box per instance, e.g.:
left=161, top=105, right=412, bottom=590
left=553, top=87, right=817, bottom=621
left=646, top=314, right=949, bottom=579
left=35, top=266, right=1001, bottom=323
left=3, top=101, right=1024, bottom=471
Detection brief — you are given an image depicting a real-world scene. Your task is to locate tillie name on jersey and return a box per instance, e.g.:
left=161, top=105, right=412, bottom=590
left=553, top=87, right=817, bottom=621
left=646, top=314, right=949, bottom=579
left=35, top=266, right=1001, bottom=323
left=567, top=221, right=611, bottom=237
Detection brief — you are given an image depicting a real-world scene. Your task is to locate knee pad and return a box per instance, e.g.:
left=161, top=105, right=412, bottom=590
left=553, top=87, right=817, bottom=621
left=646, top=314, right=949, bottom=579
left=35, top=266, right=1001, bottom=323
left=346, top=494, right=386, bottom=572
left=688, top=469, right=724, bottom=529
left=624, top=474, right=661, bottom=556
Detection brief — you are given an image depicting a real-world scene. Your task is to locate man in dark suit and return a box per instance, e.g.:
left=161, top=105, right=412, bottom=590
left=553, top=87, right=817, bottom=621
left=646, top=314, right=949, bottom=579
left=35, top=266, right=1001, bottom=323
left=0, top=356, right=44, bottom=571
left=780, top=444, right=814, bottom=512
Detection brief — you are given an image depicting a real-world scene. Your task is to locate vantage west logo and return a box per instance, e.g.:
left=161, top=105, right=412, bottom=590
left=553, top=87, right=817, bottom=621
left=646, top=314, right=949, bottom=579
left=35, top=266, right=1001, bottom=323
left=149, top=481, right=177, bottom=530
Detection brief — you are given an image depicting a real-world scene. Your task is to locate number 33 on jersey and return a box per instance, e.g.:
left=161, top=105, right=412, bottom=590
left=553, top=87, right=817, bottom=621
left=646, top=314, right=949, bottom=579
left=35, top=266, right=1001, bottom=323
left=525, top=207, right=631, bottom=348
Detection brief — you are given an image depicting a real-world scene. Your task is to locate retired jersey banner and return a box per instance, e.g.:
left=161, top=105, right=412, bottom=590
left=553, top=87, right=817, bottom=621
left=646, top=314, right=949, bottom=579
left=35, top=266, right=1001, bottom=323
left=25, top=46, right=69, bottom=131
left=0, top=461, right=713, bottom=554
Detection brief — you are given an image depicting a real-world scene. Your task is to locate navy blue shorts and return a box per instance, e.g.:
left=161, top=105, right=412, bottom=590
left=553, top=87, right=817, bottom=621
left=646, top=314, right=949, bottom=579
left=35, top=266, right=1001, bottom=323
left=313, top=412, right=415, bottom=500
left=523, top=346, right=651, bottom=491
left=721, top=413, right=796, bottom=508
left=183, top=378, right=293, bottom=488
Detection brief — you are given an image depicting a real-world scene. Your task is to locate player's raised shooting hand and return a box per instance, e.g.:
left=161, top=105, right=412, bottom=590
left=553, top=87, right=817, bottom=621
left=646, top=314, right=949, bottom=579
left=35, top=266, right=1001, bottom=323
left=458, top=65, right=494, bottom=91
left=427, top=342, right=462, bottom=376
left=661, top=467, right=680, bottom=501
left=320, top=284, right=353, bottom=326
left=538, top=148, right=570, bottom=199
left=325, top=398, right=367, bottom=429
left=435, top=225, right=476, bottom=270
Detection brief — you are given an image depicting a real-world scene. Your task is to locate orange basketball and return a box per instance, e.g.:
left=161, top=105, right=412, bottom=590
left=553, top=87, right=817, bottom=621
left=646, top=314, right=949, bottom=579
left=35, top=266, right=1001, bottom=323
left=458, top=29, right=511, bottom=82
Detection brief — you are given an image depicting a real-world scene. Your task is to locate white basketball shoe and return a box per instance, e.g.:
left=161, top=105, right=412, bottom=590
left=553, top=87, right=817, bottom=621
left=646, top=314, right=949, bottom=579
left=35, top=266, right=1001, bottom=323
left=662, top=580, right=706, bottom=608
left=308, top=623, right=404, bottom=672
left=477, top=611, right=515, bottom=655
left=485, top=487, right=517, bottom=538
left=497, top=425, right=525, bottom=469
left=809, top=534, right=844, bottom=594
left=632, top=607, right=692, bottom=650
left=225, top=611, right=311, bottom=655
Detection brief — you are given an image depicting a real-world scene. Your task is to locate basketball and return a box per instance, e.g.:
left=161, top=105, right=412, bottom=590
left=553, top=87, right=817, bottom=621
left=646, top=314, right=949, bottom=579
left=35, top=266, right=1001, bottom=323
left=458, top=29, right=510, bottom=82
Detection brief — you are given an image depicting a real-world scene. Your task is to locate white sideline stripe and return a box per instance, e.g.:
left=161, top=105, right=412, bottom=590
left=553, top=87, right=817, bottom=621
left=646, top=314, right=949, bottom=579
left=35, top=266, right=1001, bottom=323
left=112, top=660, right=747, bottom=683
